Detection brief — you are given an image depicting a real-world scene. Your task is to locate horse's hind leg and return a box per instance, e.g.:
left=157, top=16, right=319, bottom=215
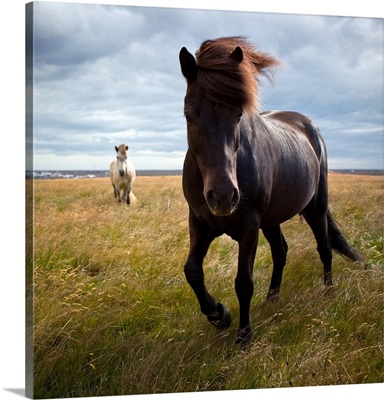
left=262, top=225, right=288, bottom=301
left=125, top=184, right=132, bottom=205
left=121, top=188, right=128, bottom=205
left=301, top=201, right=333, bottom=286
left=184, top=211, right=232, bottom=330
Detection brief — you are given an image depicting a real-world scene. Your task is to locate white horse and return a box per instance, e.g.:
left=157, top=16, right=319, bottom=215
left=109, top=144, right=137, bottom=205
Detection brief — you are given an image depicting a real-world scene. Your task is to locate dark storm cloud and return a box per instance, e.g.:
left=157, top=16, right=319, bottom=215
left=31, top=2, right=383, bottom=170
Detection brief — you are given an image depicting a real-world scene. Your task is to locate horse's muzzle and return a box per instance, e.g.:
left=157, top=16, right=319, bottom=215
left=119, top=170, right=125, bottom=177
left=206, top=187, right=240, bottom=216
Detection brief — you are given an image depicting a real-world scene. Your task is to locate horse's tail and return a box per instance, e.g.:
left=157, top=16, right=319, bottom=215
left=129, top=191, right=138, bottom=205
left=327, top=210, right=362, bottom=262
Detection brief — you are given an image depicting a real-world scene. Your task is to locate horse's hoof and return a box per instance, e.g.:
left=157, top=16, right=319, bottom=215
left=266, top=289, right=279, bottom=303
left=235, top=326, right=252, bottom=347
left=324, top=273, right=333, bottom=286
left=207, top=303, right=232, bottom=330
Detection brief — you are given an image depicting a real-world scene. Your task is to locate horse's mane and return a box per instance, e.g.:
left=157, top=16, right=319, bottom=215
left=195, top=36, right=280, bottom=112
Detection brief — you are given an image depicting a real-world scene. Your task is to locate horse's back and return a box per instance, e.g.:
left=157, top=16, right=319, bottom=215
left=260, top=110, right=326, bottom=164
left=253, top=111, right=326, bottom=226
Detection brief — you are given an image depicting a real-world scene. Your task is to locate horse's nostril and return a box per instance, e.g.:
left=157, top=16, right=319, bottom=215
left=232, top=188, right=240, bottom=206
left=206, top=190, right=216, bottom=205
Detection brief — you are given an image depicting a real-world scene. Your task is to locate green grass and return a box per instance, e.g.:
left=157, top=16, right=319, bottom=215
left=29, top=174, right=383, bottom=397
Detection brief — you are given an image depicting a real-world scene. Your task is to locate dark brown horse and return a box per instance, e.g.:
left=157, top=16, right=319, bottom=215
left=179, top=37, right=361, bottom=346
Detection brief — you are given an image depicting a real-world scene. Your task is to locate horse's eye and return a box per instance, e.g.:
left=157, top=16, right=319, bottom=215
left=237, top=110, right=243, bottom=123
left=184, top=114, right=192, bottom=123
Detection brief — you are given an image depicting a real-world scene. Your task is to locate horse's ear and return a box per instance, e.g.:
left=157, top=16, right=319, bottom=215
left=230, top=46, right=243, bottom=63
left=115, top=146, right=118, bottom=152
left=179, top=47, right=197, bottom=83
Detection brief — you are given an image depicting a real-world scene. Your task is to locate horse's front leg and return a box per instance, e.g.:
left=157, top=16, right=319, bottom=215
left=184, top=211, right=232, bottom=329
left=112, top=183, right=117, bottom=198
left=235, top=223, right=259, bottom=346
left=121, top=187, right=128, bottom=205
left=113, top=184, right=122, bottom=203
left=112, top=184, right=120, bottom=201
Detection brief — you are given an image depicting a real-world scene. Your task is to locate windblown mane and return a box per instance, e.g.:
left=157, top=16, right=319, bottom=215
left=195, top=36, right=280, bottom=112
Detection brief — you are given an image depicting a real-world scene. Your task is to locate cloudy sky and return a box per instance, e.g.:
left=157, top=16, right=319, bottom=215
left=28, top=1, right=383, bottom=171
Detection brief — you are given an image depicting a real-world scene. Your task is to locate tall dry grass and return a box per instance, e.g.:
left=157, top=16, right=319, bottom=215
left=29, top=173, right=383, bottom=397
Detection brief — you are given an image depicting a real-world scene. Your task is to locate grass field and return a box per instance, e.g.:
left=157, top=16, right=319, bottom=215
left=28, top=173, right=383, bottom=398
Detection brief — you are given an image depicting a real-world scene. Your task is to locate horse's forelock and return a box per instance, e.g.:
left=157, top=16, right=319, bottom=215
left=195, top=37, right=280, bottom=112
